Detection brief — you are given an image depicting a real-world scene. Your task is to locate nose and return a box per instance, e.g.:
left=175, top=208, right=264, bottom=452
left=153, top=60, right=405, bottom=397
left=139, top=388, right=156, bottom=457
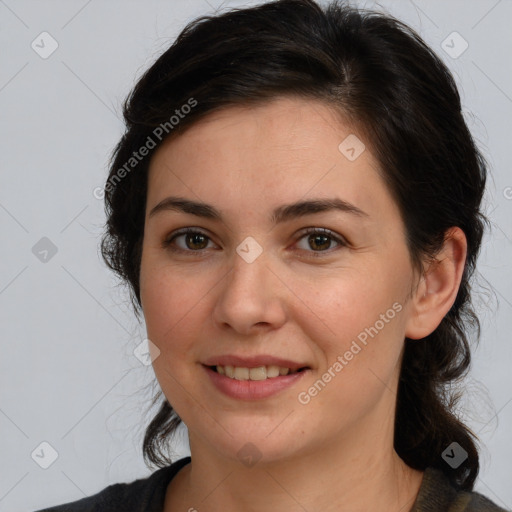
left=212, top=246, right=287, bottom=336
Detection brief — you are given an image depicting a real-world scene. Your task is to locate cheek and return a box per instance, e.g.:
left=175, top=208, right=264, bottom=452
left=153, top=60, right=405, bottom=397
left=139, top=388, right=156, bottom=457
left=140, top=267, right=201, bottom=400
left=304, top=282, right=406, bottom=415
left=139, top=259, right=221, bottom=364
left=305, top=263, right=410, bottom=404
left=317, top=267, right=406, bottom=343
left=140, top=261, right=194, bottom=344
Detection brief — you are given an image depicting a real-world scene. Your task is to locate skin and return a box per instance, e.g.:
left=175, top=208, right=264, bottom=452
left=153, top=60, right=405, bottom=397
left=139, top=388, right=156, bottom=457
left=139, top=96, right=467, bottom=512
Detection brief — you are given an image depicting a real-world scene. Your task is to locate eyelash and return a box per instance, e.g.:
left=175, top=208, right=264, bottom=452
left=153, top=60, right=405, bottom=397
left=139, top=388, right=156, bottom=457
left=162, top=227, right=348, bottom=258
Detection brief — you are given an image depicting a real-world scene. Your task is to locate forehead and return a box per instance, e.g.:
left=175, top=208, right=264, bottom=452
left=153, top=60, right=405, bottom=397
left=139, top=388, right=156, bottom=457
left=145, top=96, right=394, bottom=225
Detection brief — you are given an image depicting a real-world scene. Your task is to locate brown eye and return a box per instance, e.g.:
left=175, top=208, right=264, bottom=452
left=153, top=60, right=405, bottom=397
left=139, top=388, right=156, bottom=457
left=162, top=227, right=347, bottom=257
left=183, top=232, right=209, bottom=250
left=162, top=228, right=213, bottom=252
left=307, top=233, right=332, bottom=251
left=295, top=228, right=347, bottom=256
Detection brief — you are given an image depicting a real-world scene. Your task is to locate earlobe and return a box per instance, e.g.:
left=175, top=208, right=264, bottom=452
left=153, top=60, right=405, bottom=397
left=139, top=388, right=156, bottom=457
left=405, top=227, right=467, bottom=340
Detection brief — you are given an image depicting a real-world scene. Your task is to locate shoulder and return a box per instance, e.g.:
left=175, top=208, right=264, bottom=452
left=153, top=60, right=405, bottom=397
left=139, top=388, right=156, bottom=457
left=412, top=467, right=509, bottom=512
left=33, top=457, right=191, bottom=512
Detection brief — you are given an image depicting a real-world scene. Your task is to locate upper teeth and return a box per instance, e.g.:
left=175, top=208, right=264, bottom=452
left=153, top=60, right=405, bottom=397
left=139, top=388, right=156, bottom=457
left=216, top=365, right=296, bottom=380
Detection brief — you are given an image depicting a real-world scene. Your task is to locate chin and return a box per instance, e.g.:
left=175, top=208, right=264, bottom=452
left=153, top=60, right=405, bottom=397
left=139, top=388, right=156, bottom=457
left=190, top=414, right=312, bottom=465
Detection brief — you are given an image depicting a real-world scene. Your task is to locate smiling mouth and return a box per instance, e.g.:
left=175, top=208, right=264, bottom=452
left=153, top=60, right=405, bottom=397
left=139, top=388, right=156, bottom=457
left=209, top=365, right=310, bottom=381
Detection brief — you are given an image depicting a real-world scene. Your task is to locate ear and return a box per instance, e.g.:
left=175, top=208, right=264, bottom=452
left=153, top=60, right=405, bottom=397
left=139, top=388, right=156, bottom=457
left=405, top=227, right=467, bottom=340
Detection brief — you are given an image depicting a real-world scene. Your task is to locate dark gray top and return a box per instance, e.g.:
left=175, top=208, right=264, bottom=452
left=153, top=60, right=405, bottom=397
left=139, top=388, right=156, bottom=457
left=34, top=457, right=509, bottom=511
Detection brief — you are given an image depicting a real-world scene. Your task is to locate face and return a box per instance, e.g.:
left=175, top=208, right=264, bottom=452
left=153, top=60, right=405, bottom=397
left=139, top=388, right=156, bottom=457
left=140, top=96, right=418, bottom=465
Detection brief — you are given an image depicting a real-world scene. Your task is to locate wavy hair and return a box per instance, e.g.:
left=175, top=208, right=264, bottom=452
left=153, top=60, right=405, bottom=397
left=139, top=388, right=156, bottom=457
left=100, top=0, right=488, bottom=491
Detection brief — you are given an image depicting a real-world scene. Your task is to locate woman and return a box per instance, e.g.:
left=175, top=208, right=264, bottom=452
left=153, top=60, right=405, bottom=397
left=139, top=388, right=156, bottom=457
left=37, top=0, right=508, bottom=510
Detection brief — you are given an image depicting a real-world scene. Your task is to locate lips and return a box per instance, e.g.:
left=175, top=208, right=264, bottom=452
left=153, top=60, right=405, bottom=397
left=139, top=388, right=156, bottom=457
left=202, top=355, right=311, bottom=400
left=202, top=355, right=309, bottom=372
left=212, top=364, right=306, bottom=380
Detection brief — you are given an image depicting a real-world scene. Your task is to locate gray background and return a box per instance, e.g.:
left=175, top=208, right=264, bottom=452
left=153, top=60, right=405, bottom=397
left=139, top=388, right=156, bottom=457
left=0, top=0, right=511, bottom=510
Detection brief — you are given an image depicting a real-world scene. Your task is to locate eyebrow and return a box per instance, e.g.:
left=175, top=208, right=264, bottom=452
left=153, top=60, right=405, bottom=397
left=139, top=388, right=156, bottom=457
left=148, top=196, right=369, bottom=224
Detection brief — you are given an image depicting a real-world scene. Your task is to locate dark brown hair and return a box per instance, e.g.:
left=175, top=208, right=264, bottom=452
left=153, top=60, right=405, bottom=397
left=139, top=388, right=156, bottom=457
left=100, top=0, right=488, bottom=491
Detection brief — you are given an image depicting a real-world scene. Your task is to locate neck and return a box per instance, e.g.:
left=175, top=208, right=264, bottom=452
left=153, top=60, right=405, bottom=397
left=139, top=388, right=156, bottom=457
left=165, top=429, right=424, bottom=512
